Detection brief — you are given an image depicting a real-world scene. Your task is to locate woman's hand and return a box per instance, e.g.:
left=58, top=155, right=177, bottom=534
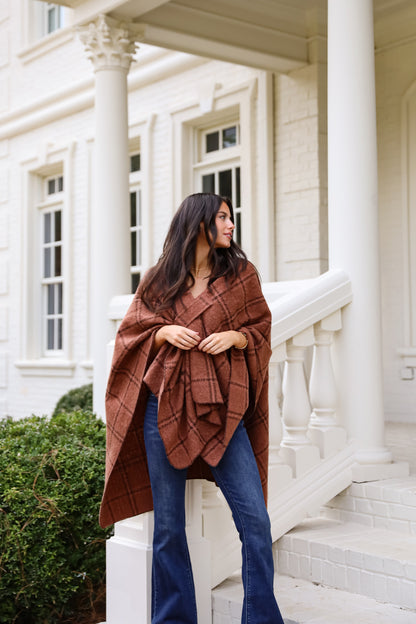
left=156, top=325, right=201, bottom=350
left=198, top=330, right=246, bottom=355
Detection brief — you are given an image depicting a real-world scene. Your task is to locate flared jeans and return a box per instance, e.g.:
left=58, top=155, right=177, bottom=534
left=143, top=393, right=284, bottom=624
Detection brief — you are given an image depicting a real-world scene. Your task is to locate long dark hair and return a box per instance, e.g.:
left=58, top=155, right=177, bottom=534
left=140, top=193, right=247, bottom=311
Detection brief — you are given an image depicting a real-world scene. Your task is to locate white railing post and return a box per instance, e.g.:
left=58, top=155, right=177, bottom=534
left=106, top=514, right=153, bottom=624
left=308, top=311, right=347, bottom=457
left=280, top=328, right=320, bottom=477
left=185, top=481, right=211, bottom=624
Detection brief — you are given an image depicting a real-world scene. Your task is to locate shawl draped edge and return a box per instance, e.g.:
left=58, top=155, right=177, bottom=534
left=99, top=261, right=272, bottom=528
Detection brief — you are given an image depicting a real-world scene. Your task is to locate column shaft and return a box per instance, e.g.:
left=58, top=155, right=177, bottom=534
left=328, top=0, right=391, bottom=463
left=80, top=15, right=137, bottom=417
left=93, top=67, right=131, bottom=416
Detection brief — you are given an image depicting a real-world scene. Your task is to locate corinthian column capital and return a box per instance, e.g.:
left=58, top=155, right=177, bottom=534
left=79, top=14, right=138, bottom=72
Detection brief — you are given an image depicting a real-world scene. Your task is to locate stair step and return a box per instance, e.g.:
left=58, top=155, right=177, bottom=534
left=322, top=476, right=416, bottom=534
left=275, top=517, right=416, bottom=610
left=212, top=572, right=416, bottom=624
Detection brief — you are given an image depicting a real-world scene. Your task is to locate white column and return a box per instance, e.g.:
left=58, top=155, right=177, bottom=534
left=80, top=15, right=137, bottom=417
left=327, top=0, right=392, bottom=466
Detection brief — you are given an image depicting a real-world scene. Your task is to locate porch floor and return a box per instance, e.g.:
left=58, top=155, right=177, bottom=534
left=385, top=421, right=416, bottom=474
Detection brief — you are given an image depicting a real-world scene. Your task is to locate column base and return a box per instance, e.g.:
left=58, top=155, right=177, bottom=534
left=352, top=461, right=409, bottom=482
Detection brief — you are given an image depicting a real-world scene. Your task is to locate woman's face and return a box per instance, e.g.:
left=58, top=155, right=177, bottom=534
left=213, top=202, right=235, bottom=248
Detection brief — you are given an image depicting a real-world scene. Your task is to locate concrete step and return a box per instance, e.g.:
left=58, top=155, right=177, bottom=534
left=212, top=571, right=416, bottom=624
left=274, top=517, right=416, bottom=611
left=322, top=476, right=416, bottom=534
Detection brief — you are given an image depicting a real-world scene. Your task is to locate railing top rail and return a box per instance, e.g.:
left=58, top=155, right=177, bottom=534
left=108, top=270, right=352, bottom=348
left=263, top=269, right=352, bottom=348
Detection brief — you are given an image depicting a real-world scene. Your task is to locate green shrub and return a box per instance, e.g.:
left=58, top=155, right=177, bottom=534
left=53, top=384, right=93, bottom=417
left=0, top=410, right=112, bottom=624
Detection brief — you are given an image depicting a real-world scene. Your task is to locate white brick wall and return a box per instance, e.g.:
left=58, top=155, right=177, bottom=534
left=274, top=61, right=328, bottom=281
left=2, top=4, right=415, bottom=429
left=322, top=478, right=416, bottom=535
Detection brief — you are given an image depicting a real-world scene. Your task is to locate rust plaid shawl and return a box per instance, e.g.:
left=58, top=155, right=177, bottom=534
left=99, top=262, right=271, bottom=528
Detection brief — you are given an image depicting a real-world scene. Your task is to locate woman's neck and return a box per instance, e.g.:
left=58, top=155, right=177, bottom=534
left=192, top=240, right=211, bottom=276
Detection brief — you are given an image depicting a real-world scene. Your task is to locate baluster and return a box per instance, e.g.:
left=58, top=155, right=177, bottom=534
left=308, top=311, right=347, bottom=457
left=269, top=356, right=283, bottom=463
left=280, top=328, right=320, bottom=477
left=268, top=346, right=294, bottom=491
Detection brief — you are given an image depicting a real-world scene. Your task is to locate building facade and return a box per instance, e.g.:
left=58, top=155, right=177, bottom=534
left=1, top=1, right=416, bottom=621
left=1, top=0, right=415, bottom=424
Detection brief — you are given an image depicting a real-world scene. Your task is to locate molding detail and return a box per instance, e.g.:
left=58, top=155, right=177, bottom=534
left=78, top=14, right=139, bottom=72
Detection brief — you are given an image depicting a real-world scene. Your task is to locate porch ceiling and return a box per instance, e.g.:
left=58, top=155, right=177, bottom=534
left=52, top=0, right=416, bottom=71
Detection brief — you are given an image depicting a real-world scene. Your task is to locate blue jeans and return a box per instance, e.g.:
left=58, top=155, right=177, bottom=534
left=143, top=392, right=284, bottom=624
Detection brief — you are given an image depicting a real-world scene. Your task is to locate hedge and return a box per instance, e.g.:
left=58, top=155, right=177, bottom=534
left=0, top=409, right=112, bottom=624
left=52, top=384, right=93, bottom=417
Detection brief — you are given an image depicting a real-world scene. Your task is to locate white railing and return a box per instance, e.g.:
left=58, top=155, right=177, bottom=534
left=105, top=269, right=355, bottom=624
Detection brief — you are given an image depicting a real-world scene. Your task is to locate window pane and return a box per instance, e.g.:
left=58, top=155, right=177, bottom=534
left=47, top=179, right=55, bottom=195
left=236, top=212, right=242, bottom=247
left=131, top=273, right=140, bottom=294
left=55, top=211, right=61, bottom=242
left=137, top=192, right=142, bottom=225
left=57, top=319, right=63, bottom=350
left=44, top=213, right=51, bottom=243
left=236, top=167, right=241, bottom=207
left=58, top=176, right=63, bottom=192
left=206, top=131, right=219, bottom=153
left=47, top=284, right=54, bottom=314
left=130, top=192, right=136, bottom=226
left=202, top=174, right=215, bottom=194
left=57, top=283, right=63, bottom=314
left=131, top=232, right=136, bottom=267
left=44, top=248, right=51, bottom=278
left=137, top=230, right=142, bottom=266
left=219, top=169, right=232, bottom=199
left=222, top=126, right=237, bottom=148
left=55, top=246, right=61, bottom=277
left=47, top=319, right=54, bottom=350
left=130, top=154, right=141, bottom=172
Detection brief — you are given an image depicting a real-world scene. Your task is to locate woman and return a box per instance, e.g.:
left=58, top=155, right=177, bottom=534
left=99, top=193, right=284, bottom=624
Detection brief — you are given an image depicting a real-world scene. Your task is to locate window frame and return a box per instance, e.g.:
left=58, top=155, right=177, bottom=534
left=39, top=181, right=64, bottom=355
left=16, top=145, right=75, bottom=377
left=129, top=151, right=143, bottom=293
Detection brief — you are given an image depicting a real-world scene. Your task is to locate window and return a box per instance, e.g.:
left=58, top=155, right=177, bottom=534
left=195, top=122, right=242, bottom=246
left=129, top=153, right=142, bottom=293
left=41, top=176, right=64, bottom=354
left=45, top=3, right=63, bottom=34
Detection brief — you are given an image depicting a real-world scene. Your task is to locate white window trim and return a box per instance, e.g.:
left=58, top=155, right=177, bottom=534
left=18, top=0, right=74, bottom=64
left=129, top=181, right=143, bottom=291
left=128, top=115, right=155, bottom=269
left=16, top=142, right=75, bottom=377
left=169, top=76, right=274, bottom=277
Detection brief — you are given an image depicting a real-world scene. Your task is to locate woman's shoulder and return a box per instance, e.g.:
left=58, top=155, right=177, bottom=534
left=239, top=260, right=260, bottom=282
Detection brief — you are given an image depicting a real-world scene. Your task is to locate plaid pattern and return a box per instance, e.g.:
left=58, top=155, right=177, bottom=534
left=99, top=262, right=272, bottom=528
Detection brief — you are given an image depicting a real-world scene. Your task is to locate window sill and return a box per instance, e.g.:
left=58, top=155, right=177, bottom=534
left=398, top=347, right=416, bottom=367
left=18, top=28, right=75, bottom=65
left=80, top=360, right=93, bottom=378
left=15, top=359, right=76, bottom=377
left=397, top=347, right=416, bottom=380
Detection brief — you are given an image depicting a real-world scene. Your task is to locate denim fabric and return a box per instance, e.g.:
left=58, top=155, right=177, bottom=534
left=144, top=392, right=284, bottom=624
